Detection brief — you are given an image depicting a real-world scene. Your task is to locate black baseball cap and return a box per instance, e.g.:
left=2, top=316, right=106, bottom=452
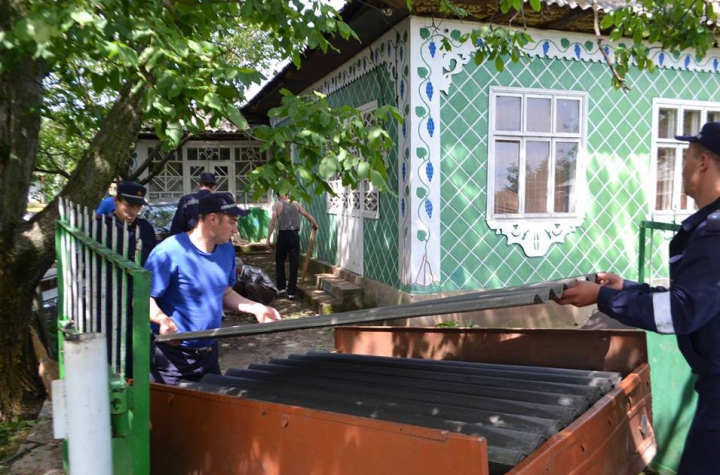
left=116, top=182, right=149, bottom=206
left=198, top=193, right=250, bottom=217
left=676, top=122, right=720, bottom=156
left=199, top=172, right=216, bottom=185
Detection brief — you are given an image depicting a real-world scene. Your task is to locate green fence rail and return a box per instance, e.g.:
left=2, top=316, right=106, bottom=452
left=55, top=198, right=150, bottom=475
left=638, top=220, right=695, bottom=475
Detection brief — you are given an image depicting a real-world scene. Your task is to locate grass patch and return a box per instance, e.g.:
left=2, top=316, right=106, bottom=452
left=0, top=419, right=35, bottom=465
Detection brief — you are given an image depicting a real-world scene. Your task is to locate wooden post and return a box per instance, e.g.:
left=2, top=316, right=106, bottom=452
left=302, top=227, right=317, bottom=282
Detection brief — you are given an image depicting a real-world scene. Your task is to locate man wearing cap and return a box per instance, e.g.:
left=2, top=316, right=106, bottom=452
left=96, top=181, right=156, bottom=378
left=168, top=171, right=217, bottom=236
left=98, top=181, right=156, bottom=265
left=145, top=193, right=281, bottom=385
left=556, top=121, right=720, bottom=474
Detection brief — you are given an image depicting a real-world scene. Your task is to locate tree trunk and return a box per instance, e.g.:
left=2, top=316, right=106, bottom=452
left=0, top=24, right=147, bottom=418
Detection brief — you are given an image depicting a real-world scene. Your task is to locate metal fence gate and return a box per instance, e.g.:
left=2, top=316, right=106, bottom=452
left=55, top=198, right=150, bottom=475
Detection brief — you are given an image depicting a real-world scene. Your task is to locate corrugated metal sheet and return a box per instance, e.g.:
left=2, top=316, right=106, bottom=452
left=182, top=352, right=623, bottom=475
left=154, top=274, right=597, bottom=343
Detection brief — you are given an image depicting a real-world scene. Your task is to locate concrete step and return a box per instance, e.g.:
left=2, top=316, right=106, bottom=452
left=314, top=273, right=363, bottom=310
left=297, top=284, right=360, bottom=315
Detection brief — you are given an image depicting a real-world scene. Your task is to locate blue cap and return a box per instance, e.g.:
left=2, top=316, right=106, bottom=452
left=199, top=172, right=216, bottom=185
left=116, top=182, right=149, bottom=206
left=676, top=122, right=720, bottom=156
left=198, top=193, right=250, bottom=217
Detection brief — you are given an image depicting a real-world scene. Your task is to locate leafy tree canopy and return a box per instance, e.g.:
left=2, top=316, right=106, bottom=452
left=2, top=0, right=399, bottom=204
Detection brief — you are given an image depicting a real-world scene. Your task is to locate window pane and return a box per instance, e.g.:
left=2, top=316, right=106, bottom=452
left=683, top=110, right=702, bottom=135
left=556, top=99, right=580, bottom=133
left=554, top=142, right=578, bottom=213
left=658, top=108, right=677, bottom=138
left=656, top=148, right=675, bottom=210
left=525, top=141, right=550, bottom=213
left=679, top=146, right=695, bottom=210
left=496, top=96, right=521, bottom=131
left=527, top=98, right=551, bottom=132
left=708, top=111, right=720, bottom=123
left=494, top=140, right=520, bottom=214
left=187, top=148, right=198, bottom=160
left=220, top=148, right=231, bottom=161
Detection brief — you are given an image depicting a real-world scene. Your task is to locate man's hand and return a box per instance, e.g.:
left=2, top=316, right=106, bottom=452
left=158, top=316, right=180, bottom=346
left=555, top=280, right=601, bottom=307
left=596, top=272, right=624, bottom=290
left=255, top=306, right=281, bottom=324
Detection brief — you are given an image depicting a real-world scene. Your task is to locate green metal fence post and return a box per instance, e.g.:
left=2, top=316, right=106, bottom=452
left=638, top=220, right=694, bottom=475
left=55, top=199, right=150, bottom=475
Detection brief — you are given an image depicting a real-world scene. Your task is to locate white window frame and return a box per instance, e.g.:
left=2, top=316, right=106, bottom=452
left=141, top=140, right=269, bottom=204
left=326, top=100, right=381, bottom=220
left=486, top=87, right=588, bottom=257
left=650, top=99, right=720, bottom=221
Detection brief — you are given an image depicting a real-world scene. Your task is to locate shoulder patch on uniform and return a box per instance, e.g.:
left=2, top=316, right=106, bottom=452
left=706, top=211, right=720, bottom=232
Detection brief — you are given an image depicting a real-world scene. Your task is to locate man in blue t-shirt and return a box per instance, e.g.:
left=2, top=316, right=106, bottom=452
left=145, top=193, right=281, bottom=385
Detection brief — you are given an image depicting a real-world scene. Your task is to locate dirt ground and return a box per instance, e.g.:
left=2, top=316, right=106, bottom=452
left=219, top=250, right=336, bottom=370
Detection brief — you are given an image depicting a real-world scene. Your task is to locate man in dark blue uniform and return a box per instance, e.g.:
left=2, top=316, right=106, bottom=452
left=97, top=181, right=156, bottom=378
left=98, top=181, right=156, bottom=264
left=558, top=121, right=720, bottom=475
left=168, top=171, right=216, bottom=236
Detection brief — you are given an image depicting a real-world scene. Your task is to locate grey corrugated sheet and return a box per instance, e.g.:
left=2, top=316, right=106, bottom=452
left=155, top=274, right=596, bottom=343
left=182, top=352, right=623, bottom=475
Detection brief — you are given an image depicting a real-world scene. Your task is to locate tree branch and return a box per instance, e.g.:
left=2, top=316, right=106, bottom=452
left=127, top=134, right=193, bottom=184
left=34, top=166, right=71, bottom=179
left=593, top=1, right=631, bottom=93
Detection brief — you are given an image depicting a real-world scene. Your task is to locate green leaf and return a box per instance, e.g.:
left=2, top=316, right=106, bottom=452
left=70, top=11, right=95, bottom=26
left=420, top=28, right=430, bottom=40
left=357, top=162, right=370, bottom=180
left=494, top=56, right=505, bottom=72
left=417, top=230, right=427, bottom=241
left=166, top=123, right=183, bottom=148
left=529, top=0, right=541, bottom=11
left=226, top=105, right=249, bottom=130
left=203, top=93, right=224, bottom=112
left=416, top=187, right=427, bottom=198
left=417, top=67, right=428, bottom=78
left=415, top=106, right=427, bottom=117
left=416, top=147, right=427, bottom=158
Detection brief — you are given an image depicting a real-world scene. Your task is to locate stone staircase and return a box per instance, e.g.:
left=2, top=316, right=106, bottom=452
left=297, top=273, right=364, bottom=315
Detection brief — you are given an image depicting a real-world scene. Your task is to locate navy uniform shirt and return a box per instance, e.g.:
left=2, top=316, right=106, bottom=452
left=97, top=213, right=157, bottom=265
left=169, top=189, right=212, bottom=236
left=598, top=195, right=720, bottom=379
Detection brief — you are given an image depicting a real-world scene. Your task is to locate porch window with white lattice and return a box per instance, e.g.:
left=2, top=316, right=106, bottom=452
left=234, top=144, right=269, bottom=205
left=486, top=87, right=588, bottom=257
left=488, top=88, right=586, bottom=219
left=147, top=147, right=184, bottom=202
left=652, top=100, right=720, bottom=217
left=326, top=101, right=380, bottom=219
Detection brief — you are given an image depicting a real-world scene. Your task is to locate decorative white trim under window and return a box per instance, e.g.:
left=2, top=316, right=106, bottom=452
left=327, top=100, right=381, bottom=219
left=487, top=87, right=588, bottom=257
left=651, top=99, right=720, bottom=221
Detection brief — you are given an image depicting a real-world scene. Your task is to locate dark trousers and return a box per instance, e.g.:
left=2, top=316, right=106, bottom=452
left=276, top=230, right=299, bottom=295
left=233, top=281, right=276, bottom=305
left=678, top=380, right=720, bottom=475
left=150, top=340, right=220, bottom=386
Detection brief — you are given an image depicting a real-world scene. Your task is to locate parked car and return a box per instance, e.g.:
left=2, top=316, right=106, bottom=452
left=140, top=202, right=177, bottom=241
